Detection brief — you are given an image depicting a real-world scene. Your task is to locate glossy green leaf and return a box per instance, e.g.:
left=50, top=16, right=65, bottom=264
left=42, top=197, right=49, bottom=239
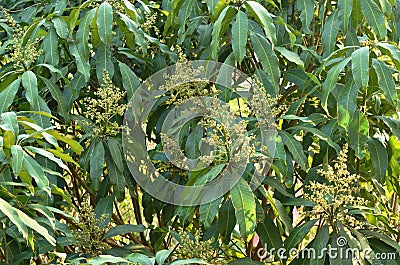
left=250, top=32, right=280, bottom=92
left=46, top=130, right=84, bottom=154
left=337, top=81, right=358, bottom=130
left=275, top=47, right=304, bottom=68
left=106, top=147, right=125, bottom=201
left=351, top=47, right=369, bottom=89
left=23, top=154, right=51, bottom=195
left=156, top=249, right=173, bottom=265
left=199, top=197, right=222, bottom=228
left=11, top=145, right=23, bottom=176
left=119, top=61, right=141, bottom=100
left=0, top=198, right=56, bottom=246
left=279, top=130, right=308, bottom=171
left=69, top=43, right=91, bottom=82
left=77, top=8, right=96, bottom=59
left=367, top=138, right=388, bottom=183
left=348, top=110, right=369, bottom=158
left=103, top=224, right=146, bottom=239
left=321, top=57, right=351, bottom=111
left=97, top=1, right=113, bottom=44
left=43, top=26, right=59, bottom=66
left=337, top=0, right=353, bottom=33
left=360, top=0, right=386, bottom=39
left=90, top=140, right=104, bottom=190
left=232, top=11, right=248, bottom=63
left=1, top=111, right=18, bottom=135
left=290, top=125, right=341, bottom=154
left=310, top=225, right=329, bottom=265
left=296, top=0, right=314, bottom=34
left=0, top=79, right=20, bottom=114
left=40, top=77, right=69, bottom=123
left=372, top=59, right=398, bottom=108
left=96, top=43, right=114, bottom=82
left=321, top=10, right=340, bottom=57
left=211, top=6, right=236, bottom=58
left=107, top=138, right=124, bottom=172
left=256, top=215, right=283, bottom=251
left=230, top=178, right=256, bottom=242
left=284, top=219, right=318, bottom=251
left=244, top=1, right=276, bottom=45
left=52, top=17, right=69, bottom=39
left=22, top=71, right=39, bottom=110
left=218, top=199, right=236, bottom=244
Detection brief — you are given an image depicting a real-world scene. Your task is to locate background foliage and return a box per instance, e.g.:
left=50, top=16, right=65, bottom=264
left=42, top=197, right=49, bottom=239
left=0, top=0, right=399, bottom=264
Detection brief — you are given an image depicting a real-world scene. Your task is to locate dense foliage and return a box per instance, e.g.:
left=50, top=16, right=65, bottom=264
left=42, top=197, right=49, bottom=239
left=0, top=0, right=399, bottom=264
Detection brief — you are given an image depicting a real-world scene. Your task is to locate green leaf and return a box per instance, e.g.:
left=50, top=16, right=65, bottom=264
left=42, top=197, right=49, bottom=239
left=199, top=197, right=222, bottom=228
left=284, top=219, right=318, bottom=251
left=107, top=138, right=124, bottom=172
left=230, top=178, right=256, bottom=242
left=124, top=253, right=153, bottom=265
left=156, top=249, right=173, bottom=265
left=1, top=111, right=18, bottom=135
left=96, top=43, right=114, bottom=82
left=178, top=0, right=195, bottom=33
left=0, top=198, right=56, bottom=246
left=118, top=61, right=141, bottom=100
left=88, top=255, right=129, bottom=265
left=360, top=0, right=386, bottom=39
left=275, top=47, right=304, bottom=68
left=218, top=200, right=236, bottom=244
left=40, top=77, right=69, bottom=123
left=310, top=225, right=329, bottom=265
left=348, top=110, right=369, bottom=158
left=375, top=43, right=400, bottom=69
left=337, top=0, right=353, bottom=33
left=69, top=43, right=91, bottom=82
left=46, top=130, right=84, bottom=154
left=372, top=59, right=398, bottom=108
left=185, top=122, right=203, bottom=160
left=11, top=145, right=23, bottom=176
left=171, top=259, right=209, bottom=265
left=232, top=11, right=248, bottom=63
left=77, top=8, right=96, bottom=59
left=229, top=258, right=263, bottom=264
left=211, top=6, right=236, bottom=59
left=23, top=154, right=51, bottom=195
left=351, top=47, right=369, bottom=89
left=97, top=1, right=113, bottom=44
left=106, top=147, right=125, bottom=201
left=103, top=224, right=146, bottom=239
left=90, top=140, right=105, bottom=190
left=0, top=79, right=21, bottom=113
left=321, top=10, right=340, bottom=57
left=24, top=146, right=69, bottom=172
left=244, top=1, right=276, bottom=45
left=351, top=0, right=363, bottom=27
left=250, top=32, right=280, bottom=92
left=22, top=71, right=39, bottom=110
left=337, top=81, right=358, bottom=129
left=256, top=215, right=283, bottom=251
left=321, top=57, right=351, bottom=111
left=367, top=138, right=388, bottom=183
left=52, top=17, right=69, bottom=39
left=43, top=26, right=59, bottom=66
left=296, top=0, right=314, bottom=34
left=279, top=130, right=308, bottom=171
left=290, top=125, right=341, bottom=154
left=94, top=194, right=115, bottom=228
